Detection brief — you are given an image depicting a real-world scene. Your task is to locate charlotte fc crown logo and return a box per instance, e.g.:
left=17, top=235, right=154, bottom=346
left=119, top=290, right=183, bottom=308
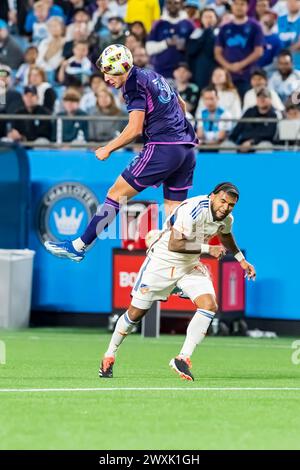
left=37, top=182, right=99, bottom=244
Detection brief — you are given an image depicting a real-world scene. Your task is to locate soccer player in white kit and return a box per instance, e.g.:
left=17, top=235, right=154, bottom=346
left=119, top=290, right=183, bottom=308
left=99, top=182, right=256, bottom=381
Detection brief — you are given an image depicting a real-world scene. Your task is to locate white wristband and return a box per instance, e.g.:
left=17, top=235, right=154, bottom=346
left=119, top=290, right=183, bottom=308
left=234, top=251, right=245, bottom=262
left=201, top=244, right=210, bottom=254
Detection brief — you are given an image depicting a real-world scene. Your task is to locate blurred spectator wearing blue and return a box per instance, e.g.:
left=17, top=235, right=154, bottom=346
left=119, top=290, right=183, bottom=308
left=186, top=7, right=218, bottom=90
left=98, top=17, right=127, bottom=51
left=197, top=86, right=232, bottom=148
left=25, top=0, right=65, bottom=44
left=184, top=0, right=201, bottom=27
left=15, top=46, right=38, bottom=88
left=173, top=62, right=199, bottom=115
left=36, top=17, right=66, bottom=73
left=278, top=0, right=300, bottom=69
left=146, top=0, right=194, bottom=79
left=196, top=67, right=242, bottom=120
left=7, top=85, right=52, bottom=144
left=88, top=87, right=126, bottom=142
left=215, top=0, right=264, bottom=100
left=243, top=68, right=284, bottom=112
left=27, top=66, right=57, bottom=113
left=226, top=87, right=278, bottom=151
left=58, top=40, right=93, bottom=88
left=269, top=49, right=300, bottom=102
left=258, top=10, right=282, bottom=70
left=0, top=19, right=23, bottom=70
left=0, top=64, right=23, bottom=138
left=54, top=88, right=88, bottom=143
left=80, top=73, right=106, bottom=112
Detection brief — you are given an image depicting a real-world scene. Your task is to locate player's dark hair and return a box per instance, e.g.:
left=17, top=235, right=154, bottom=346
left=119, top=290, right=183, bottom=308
left=210, top=182, right=240, bottom=201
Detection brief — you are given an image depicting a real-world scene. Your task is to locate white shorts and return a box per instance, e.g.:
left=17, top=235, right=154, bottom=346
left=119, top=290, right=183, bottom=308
left=131, top=255, right=215, bottom=310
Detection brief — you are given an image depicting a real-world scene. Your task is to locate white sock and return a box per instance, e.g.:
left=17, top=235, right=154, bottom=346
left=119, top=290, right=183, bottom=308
left=105, top=311, right=139, bottom=358
left=72, top=238, right=86, bottom=252
left=179, top=309, right=215, bottom=359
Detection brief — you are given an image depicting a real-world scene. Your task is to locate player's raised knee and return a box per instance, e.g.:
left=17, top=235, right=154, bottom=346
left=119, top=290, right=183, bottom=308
left=194, top=294, right=218, bottom=313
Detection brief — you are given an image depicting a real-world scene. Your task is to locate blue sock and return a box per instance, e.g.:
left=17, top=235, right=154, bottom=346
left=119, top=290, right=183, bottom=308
left=81, top=197, right=120, bottom=246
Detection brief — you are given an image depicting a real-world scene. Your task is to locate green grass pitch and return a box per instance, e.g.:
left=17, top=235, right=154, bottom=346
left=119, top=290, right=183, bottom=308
left=0, top=328, right=300, bottom=450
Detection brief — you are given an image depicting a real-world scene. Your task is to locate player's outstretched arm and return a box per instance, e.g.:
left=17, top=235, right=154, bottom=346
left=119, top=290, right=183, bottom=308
left=219, top=232, right=256, bottom=280
left=95, top=110, right=145, bottom=161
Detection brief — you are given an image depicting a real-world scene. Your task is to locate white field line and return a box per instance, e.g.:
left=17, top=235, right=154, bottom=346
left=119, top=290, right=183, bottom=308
left=0, top=387, right=300, bottom=393
left=0, top=335, right=292, bottom=350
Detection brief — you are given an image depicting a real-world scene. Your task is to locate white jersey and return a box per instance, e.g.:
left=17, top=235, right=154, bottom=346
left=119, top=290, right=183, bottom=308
left=149, top=195, right=233, bottom=268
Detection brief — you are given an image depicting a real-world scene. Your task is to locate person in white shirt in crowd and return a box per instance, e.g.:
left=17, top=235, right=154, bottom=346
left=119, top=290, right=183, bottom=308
left=243, top=68, right=284, bottom=113
left=36, top=16, right=65, bottom=73
left=15, top=46, right=38, bottom=87
left=65, top=9, right=93, bottom=42
left=269, top=49, right=300, bottom=103
left=80, top=73, right=107, bottom=112
left=197, top=86, right=232, bottom=148
left=27, top=65, right=57, bottom=112
left=58, top=40, right=93, bottom=88
left=196, top=67, right=242, bottom=122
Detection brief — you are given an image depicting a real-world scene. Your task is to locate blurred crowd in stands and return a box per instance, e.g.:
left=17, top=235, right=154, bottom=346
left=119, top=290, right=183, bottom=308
left=0, top=0, right=300, bottom=149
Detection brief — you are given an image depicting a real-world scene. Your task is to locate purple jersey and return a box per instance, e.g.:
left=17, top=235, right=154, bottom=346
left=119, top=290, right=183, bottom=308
left=122, top=66, right=198, bottom=145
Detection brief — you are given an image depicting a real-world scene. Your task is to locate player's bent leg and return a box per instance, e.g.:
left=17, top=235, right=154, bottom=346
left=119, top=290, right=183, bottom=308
left=99, top=302, right=149, bottom=378
left=44, top=176, right=139, bottom=261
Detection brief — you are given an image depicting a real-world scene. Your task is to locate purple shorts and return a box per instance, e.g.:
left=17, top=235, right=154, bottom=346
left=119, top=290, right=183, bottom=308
left=122, top=144, right=196, bottom=201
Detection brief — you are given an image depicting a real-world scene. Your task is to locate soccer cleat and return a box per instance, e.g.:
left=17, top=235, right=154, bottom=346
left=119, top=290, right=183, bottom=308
left=169, top=356, right=194, bottom=381
left=44, top=240, right=85, bottom=262
left=170, top=286, right=189, bottom=299
left=99, top=356, right=115, bottom=378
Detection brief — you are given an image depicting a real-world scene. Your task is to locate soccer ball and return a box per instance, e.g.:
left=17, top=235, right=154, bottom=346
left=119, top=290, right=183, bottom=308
left=96, top=44, right=133, bottom=76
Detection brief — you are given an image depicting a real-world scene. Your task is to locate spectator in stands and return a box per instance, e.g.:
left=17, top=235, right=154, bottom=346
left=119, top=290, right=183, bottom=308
left=15, top=46, right=38, bottom=88
left=215, top=0, right=264, bottom=100
left=7, top=85, right=52, bottom=143
left=54, top=88, right=88, bottom=143
left=66, top=9, right=93, bottom=42
left=184, top=0, right=201, bottom=27
left=128, top=21, right=148, bottom=45
left=125, top=0, right=161, bottom=33
left=28, top=66, right=57, bottom=113
left=0, top=19, right=24, bottom=70
left=80, top=73, right=107, bottom=112
left=243, top=68, right=284, bottom=112
left=88, top=88, right=126, bottom=142
left=92, top=0, right=117, bottom=33
left=197, top=86, right=232, bottom=147
left=197, top=67, right=242, bottom=121
left=62, top=20, right=90, bottom=60
left=36, top=17, right=65, bottom=74
left=278, top=0, right=300, bottom=50
left=125, top=33, right=143, bottom=52
left=0, top=0, right=30, bottom=36
left=133, top=46, right=151, bottom=68
left=255, top=0, right=270, bottom=19
left=146, top=0, right=194, bottom=79
left=186, top=8, right=218, bottom=90
left=173, top=63, right=199, bottom=115
left=257, top=10, right=282, bottom=70
left=285, top=101, right=300, bottom=119
left=227, top=87, right=278, bottom=151
left=0, top=64, right=23, bottom=137
left=269, top=50, right=300, bottom=103
left=58, top=40, right=93, bottom=88
left=99, top=17, right=127, bottom=52
left=26, top=0, right=63, bottom=45
left=109, top=0, right=128, bottom=19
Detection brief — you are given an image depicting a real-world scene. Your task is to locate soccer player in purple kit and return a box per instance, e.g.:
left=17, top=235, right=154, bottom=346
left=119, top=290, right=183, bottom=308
left=45, top=44, right=198, bottom=261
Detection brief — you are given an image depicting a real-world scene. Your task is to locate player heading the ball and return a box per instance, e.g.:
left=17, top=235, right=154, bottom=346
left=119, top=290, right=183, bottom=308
left=44, top=44, right=198, bottom=261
